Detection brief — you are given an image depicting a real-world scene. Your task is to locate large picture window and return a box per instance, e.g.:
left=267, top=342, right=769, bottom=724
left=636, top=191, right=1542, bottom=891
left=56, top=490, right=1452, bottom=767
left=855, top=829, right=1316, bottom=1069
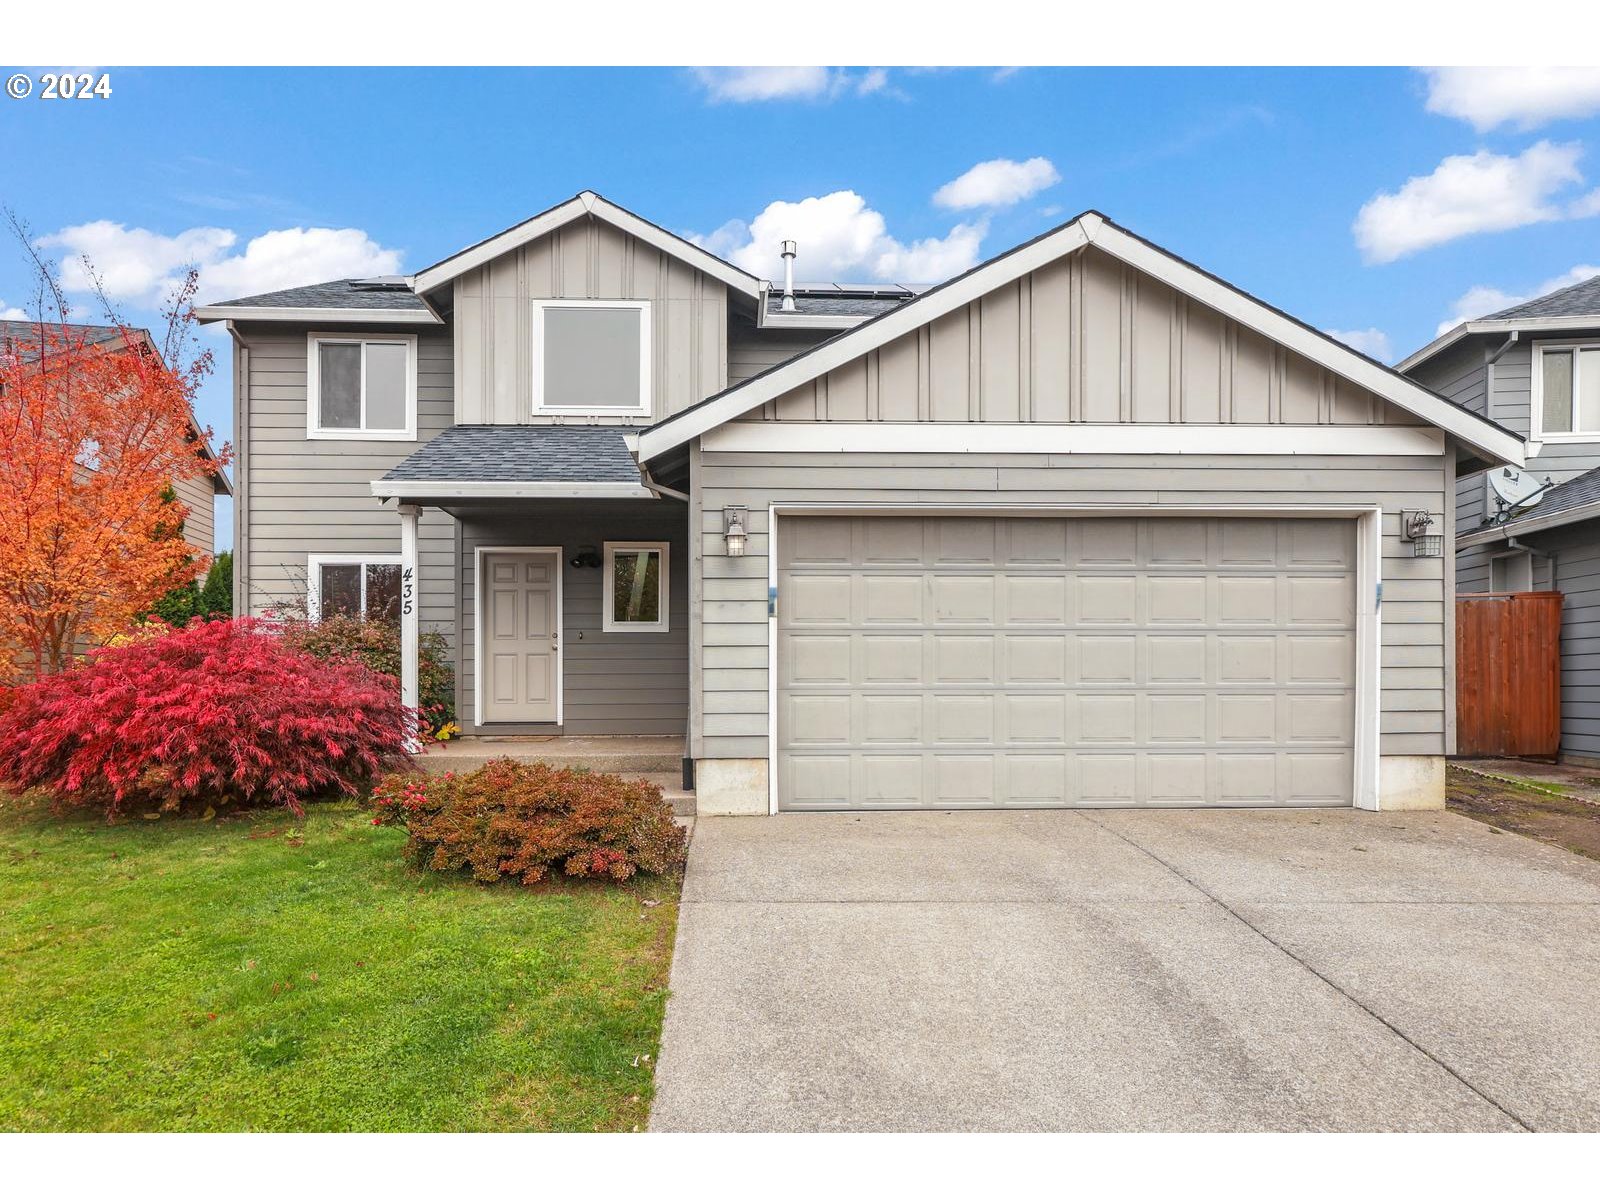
left=307, top=333, right=417, bottom=439
left=1536, top=341, right=1600, bottom=441
left=308, top=555, right=402, bottom=621
left=603, top=542, right=668, bottom=633
left=533, top=301, right=651, bottom=416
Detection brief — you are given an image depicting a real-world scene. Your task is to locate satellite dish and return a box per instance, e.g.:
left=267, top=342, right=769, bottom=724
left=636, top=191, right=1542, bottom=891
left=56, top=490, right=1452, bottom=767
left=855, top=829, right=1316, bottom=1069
left=1487, top=467, right=1554, bottom=523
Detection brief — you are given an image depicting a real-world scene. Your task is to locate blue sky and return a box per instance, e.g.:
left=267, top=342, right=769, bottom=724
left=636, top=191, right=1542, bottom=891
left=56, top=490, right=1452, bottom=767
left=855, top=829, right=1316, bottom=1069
left=5, top=65, right=1600, bottom=545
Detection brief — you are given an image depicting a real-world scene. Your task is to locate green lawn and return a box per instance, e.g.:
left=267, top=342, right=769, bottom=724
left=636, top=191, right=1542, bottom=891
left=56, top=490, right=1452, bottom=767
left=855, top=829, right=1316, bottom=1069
left=0, top=793, right=680, bottom=1131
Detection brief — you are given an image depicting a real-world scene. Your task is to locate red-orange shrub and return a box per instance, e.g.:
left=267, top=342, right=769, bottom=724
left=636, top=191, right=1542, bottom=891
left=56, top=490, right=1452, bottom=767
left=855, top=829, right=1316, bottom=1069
left=372, top=758, right=686, bottom=885
left=0, top=617, right=414, bottom=817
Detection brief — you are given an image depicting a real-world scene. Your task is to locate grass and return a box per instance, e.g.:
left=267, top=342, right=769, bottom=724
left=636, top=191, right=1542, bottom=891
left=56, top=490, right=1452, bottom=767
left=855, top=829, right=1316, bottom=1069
left=0, top=793, right=680, bottom=1131
left=1447, top=765, right=1600, bottom=865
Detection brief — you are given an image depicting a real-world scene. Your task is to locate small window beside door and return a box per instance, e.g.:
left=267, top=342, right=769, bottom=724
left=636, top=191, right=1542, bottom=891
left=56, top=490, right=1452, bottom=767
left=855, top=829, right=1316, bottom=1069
left=603, top=542, right=668, bottom=633
left=307, top=333, right=417, bottom=439
left=533, top=301, right=651, bottom=417
left=308, top=555, right=403, bottom=621
left=1537, top=343, right=1600, bottom=440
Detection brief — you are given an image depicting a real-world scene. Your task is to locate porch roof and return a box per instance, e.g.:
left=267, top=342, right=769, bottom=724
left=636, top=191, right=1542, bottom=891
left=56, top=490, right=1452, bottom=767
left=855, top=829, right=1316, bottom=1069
left=372, top=424, right=654, bottom=500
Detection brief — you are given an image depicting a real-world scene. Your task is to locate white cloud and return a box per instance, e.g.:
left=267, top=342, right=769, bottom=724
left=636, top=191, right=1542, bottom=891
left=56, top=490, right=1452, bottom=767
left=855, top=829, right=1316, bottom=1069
left=691, top=190, right=985, bottom=284
left=1325, top=327, right=1393, bottom=363
left=933, top=157, right=1061, bottom=210
left=1353, top=141, right=1585, bottom=263
left=1423, top=67, right=1600, bottom=131
left=0, top=300, right=29, bottom=320
left=690, top=67, right=889, bottom=103
left=1434, top=263, right=1600, bottom=335
left=36, top=221, right=403, bottom=306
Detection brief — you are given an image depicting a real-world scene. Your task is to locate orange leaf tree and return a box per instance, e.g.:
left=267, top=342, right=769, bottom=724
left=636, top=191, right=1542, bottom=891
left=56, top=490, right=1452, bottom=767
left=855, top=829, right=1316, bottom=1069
left=0, top=251, right=228, bottom=680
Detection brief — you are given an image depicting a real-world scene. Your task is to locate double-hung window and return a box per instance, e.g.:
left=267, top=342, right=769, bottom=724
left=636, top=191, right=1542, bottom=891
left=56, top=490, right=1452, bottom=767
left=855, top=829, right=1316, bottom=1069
left=308, top=555, right=402, bottom=621
left=532, top=300, right=651, bottom=417
left=603, top=542, right=669, bottom=633
left=1536, top=341, right=1600, bottom=442
left=307, top=333, right=417, bottom=439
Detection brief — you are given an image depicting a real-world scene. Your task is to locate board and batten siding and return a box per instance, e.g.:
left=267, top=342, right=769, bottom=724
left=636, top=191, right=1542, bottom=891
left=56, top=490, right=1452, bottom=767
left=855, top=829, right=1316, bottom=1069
left=456, top=502, right=689, bottom=735
left=742, top=247, right=1423, bottom=428
left=453, top=215, right=728, bottom=425
left=695, top=452, right=1452, bottom=764
left=234, top=323, right=456, bottom=640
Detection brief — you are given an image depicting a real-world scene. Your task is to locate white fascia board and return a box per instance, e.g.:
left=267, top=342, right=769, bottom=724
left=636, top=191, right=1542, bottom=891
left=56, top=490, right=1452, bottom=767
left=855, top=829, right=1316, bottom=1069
left=1458, top=498, right=1600, bottom=546
left=757, top=312, right=872, bottom=330
left=1086, top=224, right=1525, bottom=468
left=701, top=422, right=1446, bottom=457
left=411, top=192, right=760, bottom=300
left=194, top=306, right=440, bottom=326
left=634, top=220, right=1096, bottom=461
left=1398, top=314, right=1600, bottom=373
left=371, top=479, right=654, bottom=500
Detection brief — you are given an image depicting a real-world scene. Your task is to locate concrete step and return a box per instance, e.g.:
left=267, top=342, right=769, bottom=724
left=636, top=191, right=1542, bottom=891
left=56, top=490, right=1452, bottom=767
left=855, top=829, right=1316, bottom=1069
left=419, top=735, right=683, bottom=775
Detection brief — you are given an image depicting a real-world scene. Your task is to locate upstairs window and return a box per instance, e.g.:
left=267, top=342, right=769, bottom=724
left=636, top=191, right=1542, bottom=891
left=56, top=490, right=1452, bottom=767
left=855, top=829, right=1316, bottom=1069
left=1537, top=342, right=1600, bottom=440
left=308, top=555, right=402, bottom=621
left=533, top=301, right=651, bottom=417
left=307, top=333, right=417, bottom=440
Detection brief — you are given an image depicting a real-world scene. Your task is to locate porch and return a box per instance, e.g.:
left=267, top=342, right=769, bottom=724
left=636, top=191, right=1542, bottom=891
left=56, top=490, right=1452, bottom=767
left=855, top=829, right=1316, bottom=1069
left=418, top=734, right=696, bottom=816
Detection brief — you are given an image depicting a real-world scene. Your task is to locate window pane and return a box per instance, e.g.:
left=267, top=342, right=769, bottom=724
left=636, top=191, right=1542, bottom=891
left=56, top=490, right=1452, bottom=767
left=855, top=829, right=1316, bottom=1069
left=365, top=563, right=401, bottom=621
left=543, top=307, right=642, bottom=409
left=1579, top=349, right=1600, bottom=433
left=611, top=549, right=661, bottom=623
left=318, top=342, right=361, bottom=429
left=1543, top=349, right=1574, bottom=433
left=319, top=563, right=362, bottom=617
left=364, top=342, right=408, bottom=430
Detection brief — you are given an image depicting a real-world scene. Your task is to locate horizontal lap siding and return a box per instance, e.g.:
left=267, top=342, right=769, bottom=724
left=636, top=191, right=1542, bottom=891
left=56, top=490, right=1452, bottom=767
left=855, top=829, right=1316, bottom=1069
left=697, top=451, right=1449, bottom=761
left=238, top=325, right=456, bottom=641
left=458, top=502, right=688, bottom=736
left=171, top=467, right=217, bottom=568
left=1526, top=524, right=1600, bottom=760
left=728, top=321, right=829, bottom=387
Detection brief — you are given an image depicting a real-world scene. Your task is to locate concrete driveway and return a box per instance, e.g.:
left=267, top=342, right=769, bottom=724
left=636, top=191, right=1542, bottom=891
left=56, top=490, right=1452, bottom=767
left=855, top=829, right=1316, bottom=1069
left=650, top=809, right=1600, bottom=1131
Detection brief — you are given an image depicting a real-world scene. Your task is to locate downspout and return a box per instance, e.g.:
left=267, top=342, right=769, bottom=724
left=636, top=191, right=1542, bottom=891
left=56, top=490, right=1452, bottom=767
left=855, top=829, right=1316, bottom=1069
left=1506, top=535, right=1557, bottom=592
left=1485, top=331, right=1519, bottom=443
left=639, top=462, right=689, bottom=503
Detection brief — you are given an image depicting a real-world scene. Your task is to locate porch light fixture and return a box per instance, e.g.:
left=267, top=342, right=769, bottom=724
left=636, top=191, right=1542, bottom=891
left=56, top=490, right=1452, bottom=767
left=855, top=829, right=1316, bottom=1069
left=723, top=506, right=749, bottom=557
left=1401, top=510, right=1443, bottom=559
left=569, top=544, right=602, bottom=569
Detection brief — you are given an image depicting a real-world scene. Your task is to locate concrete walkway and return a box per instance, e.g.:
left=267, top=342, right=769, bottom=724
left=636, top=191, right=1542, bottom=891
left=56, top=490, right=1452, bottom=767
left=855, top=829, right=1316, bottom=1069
left=650, top=809, right=1600, bottom=1131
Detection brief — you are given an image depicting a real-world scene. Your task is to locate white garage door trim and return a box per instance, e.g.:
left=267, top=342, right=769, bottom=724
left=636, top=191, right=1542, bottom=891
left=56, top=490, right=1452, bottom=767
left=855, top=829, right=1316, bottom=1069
left=765, top=504, right=1382, bottom=814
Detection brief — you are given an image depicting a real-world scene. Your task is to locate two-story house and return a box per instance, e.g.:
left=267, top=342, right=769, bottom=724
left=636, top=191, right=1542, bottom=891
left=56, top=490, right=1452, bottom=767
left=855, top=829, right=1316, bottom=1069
left=198, top=191, right=1522, bottom=815
left=1402, top=276, right=1600, bottom=764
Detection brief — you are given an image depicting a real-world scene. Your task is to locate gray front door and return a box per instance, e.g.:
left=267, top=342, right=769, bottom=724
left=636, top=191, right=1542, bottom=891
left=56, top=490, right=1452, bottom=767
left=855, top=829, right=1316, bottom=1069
left=482, top=551, right=559, bottom=723
left=776, top=515, right=1356, bottom=810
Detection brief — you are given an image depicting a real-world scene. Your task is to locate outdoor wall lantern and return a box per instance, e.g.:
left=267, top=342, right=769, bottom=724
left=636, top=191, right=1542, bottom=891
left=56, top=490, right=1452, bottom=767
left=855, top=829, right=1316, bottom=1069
left=1400, top=510, right=1443, bottom=558
left=568, top=544, right=602, bottom=569
left=723, top=506, right=749, bottom=557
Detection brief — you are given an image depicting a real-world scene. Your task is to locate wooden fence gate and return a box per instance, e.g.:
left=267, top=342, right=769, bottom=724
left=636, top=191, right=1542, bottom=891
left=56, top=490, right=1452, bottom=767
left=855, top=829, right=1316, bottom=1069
left=1456, top=591, right=1563, bottom=758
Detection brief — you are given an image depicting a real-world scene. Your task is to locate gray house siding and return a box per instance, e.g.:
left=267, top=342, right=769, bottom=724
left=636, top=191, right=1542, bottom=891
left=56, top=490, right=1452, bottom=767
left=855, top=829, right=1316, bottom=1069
left=171, top=467, right=216, bottom=569
left=233, top=323, right=456, bottom=640
left=741, top=247, right=1421, bottom=428
left=452, top=215, right=728, bottom=425
left=456, top=500, right=689, bottom=736
left=694, top=451, right=1450, bottom=764
left=727, top=320, right=831, bottom=387
left=1508, top=521, right=1600, bottom=761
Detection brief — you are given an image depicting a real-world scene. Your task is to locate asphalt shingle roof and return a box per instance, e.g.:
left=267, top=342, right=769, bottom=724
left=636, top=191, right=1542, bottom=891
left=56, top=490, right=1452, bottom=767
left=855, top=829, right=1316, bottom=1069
left=211, top=278, right=428, bottom=311
left=0, top=318, right=141, bottom=349
left=1486, top=274, right=1600, bottom=321
left=381, top=424, right=642, bottom=484
left=765, top=285, right=919, bottom=318
left=1490, top=464, right=1600, bottom=533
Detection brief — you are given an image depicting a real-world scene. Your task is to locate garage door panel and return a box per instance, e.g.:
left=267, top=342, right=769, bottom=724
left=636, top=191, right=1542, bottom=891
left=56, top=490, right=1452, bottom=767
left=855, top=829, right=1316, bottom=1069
left=777, top=516, right=1356, bottom=810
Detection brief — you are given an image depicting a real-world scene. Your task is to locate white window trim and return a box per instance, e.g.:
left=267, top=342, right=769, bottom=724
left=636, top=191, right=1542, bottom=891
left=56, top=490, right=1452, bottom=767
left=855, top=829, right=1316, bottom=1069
left=306, top=553, right=402, bottom=621
left=602, top=541, right=670, bottom=633
left=1530, top=338, right=1600, bottom=446
left=305, top=332, right=418, bottom=441
left=531, top=299, right=652, bottom=418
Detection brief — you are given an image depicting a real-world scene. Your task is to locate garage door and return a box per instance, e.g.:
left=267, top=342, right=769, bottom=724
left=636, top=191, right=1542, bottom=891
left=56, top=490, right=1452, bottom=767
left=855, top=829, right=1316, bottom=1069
left=776, top=515, right=1356, bottom=810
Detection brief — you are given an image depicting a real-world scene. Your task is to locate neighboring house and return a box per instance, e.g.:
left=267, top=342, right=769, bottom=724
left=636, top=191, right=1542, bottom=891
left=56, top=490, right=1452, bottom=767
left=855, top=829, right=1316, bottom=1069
left=197, top=192, right=1522, bottom=814
left=1401, top=275, right=1600, bottom=764
left=0, top=318, right=232, bottom=568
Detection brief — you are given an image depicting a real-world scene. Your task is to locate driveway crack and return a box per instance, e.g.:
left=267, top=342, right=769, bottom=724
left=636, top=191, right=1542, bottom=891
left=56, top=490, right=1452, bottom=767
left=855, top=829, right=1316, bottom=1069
left=1079, top=812, right=1536, bottom=1132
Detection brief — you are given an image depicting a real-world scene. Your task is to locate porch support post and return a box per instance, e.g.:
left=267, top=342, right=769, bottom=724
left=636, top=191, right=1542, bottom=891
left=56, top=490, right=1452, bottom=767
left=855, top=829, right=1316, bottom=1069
left=398, top=503, right=421, bottom=750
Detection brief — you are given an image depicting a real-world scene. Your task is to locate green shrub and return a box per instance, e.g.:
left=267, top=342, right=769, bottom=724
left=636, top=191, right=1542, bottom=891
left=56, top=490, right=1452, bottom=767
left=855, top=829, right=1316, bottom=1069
left=198, top=551, right=233, bottom=618
left=371, top=759, right=687, bottom=885
left=282, top=614, right=455, bottom=736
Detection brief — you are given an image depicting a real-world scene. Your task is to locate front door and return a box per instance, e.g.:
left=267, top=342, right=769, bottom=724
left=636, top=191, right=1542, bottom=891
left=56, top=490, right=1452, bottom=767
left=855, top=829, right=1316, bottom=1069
left=481, top=550, right=560, bottom=723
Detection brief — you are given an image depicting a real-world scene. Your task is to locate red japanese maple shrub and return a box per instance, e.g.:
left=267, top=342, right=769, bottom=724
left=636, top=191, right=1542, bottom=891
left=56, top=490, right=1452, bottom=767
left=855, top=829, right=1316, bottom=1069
left=0, top=617, right=414, bottom=818
left=371, top=758, right=687, bottom=885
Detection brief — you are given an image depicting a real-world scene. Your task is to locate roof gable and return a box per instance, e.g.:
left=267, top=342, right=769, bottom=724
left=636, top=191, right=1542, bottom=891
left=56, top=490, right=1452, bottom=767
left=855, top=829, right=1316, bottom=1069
left=411, top=191, right=761, bottom=301
left=634, top=212, right=1524, bottom=467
